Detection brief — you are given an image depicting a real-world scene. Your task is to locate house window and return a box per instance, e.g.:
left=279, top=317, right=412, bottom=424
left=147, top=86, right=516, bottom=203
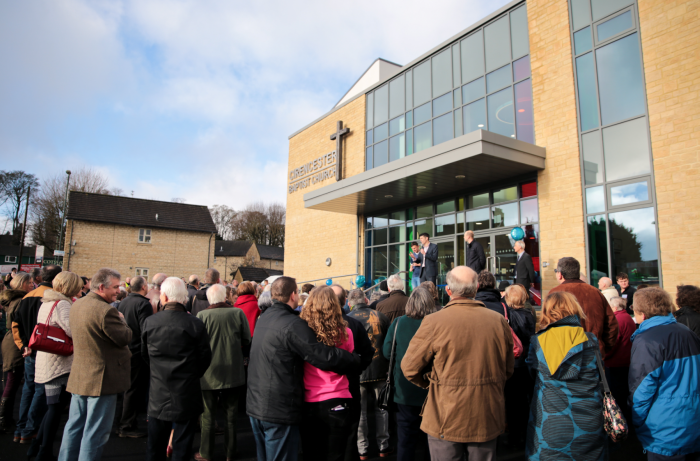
left=275, top=261, right=279, bottom=266
left=138, top=229, right=152, bottom=243
left=5, top=256, right=17, bottom=263
left=135, top=268, right=149, bottom=277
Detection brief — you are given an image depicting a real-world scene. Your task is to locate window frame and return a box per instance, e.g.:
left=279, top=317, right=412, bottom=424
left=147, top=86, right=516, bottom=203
left=135, top=268, right=149, bottom=277
left=138, top=228, right=152, bottom=244
left=5, top=255, right=17, bottom=263
left=593, top=6, right=636, bottom=46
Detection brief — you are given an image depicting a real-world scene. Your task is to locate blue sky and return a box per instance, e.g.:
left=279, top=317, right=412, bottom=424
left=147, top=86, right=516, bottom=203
left=0, top=0, right=510, bottom=209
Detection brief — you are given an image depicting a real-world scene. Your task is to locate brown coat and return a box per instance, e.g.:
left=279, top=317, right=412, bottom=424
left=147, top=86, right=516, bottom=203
left=376, top=290, right=409, bottom=323
left=549, top=279, right=619, bottom=355
left=401, top=298, right=514, bottom=443
left=66, top=292, right=132, bottom=396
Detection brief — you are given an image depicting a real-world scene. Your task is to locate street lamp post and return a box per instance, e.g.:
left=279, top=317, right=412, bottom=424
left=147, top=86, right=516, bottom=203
left=59, top=170, right=71, bottom=253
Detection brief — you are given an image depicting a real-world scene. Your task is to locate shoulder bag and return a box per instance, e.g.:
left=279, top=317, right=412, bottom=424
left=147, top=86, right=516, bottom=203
left=594, top=348, right=629, bottom=442
left=28, top=300, right=73, bottom=356
left=378, top=317, right=400, bottom=411
left=502, top=302, right=524, bottom=358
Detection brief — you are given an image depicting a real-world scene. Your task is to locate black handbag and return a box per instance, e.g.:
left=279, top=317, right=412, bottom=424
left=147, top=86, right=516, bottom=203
left=378, top=318, right=400, bottom=411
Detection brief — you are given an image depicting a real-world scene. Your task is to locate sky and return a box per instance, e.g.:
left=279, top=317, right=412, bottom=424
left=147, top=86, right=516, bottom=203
left=0, top=0, right=511, bottom=209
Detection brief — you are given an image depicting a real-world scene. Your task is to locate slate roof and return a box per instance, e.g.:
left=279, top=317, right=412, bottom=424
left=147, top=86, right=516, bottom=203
left=234, top=267, right=283, bottom=283
left=215, top=240, right=253, bottom=257
left=66, top=192, right=216, bottom=233
left=257, top=244, right=284, bottom=261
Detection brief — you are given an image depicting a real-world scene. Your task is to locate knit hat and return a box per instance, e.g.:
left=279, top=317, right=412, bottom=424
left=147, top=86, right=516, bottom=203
left=379, top=280, right=389, bottom=292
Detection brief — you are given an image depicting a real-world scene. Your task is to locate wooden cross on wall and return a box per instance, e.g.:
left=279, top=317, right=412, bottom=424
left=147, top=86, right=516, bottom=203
left=330, top=121, right=350, bottom=182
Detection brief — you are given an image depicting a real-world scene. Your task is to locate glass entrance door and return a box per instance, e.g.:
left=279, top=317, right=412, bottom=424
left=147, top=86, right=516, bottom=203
left=493, top=234, right=518, bottom=286
left=435, top=239, right=455, bottom=306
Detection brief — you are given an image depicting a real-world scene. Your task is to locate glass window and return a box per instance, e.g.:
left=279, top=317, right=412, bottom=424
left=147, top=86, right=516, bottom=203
left=374, top=140, right=388, bottom=168
left=375, top=215, right=389, bottom=227
left=521, top=181, right=537, bottom=198
left=609, top=207, right=659, bottom=286
left=586, top=186, right=606, bottom=213
left=596, top=33, right=646, bottom=125
left=487, top=88, right=515, bottom=138
left=492, top=203, right=518, bottom=227
left=414, top=102, right=431, bottom=125
left=365, top=216, right=373, bottom=229
left=597, top=10, right=633, bottom=42
left=407, top=221, right=415, bottom=241
left=366, top=93, right=374, bottom=127
left=432, top=49, right=453, bottom=98
left=389, top=76, right=405, bottom=119
left=466, top=208, right=490, bottom=231
left=366, top=147, right=373, bottom=170
left=433, top=92, right=452, bottom=116
left=373, top=247, right=388, bottom=281
left=463, top=98, right=487, bottom=134
left=366, top=130, right=373, bottom=146
left=574, top=27, right=593, bottom=54
left=591, top=0, right=632, bottom=22
left=433, top=112, right=454, bottom=146
left=461, top=31, right=485, bottom=84
left=414, top=61, right=431, bottom=106
left=587, top=214, right=609, bottom=287
left=389, top=133, right=406, bottom=162
left=575, top=52, right=600, bottom=131
left=602, top=117, right=651, bottom=181
left=435, top=214, right=456, bottom=236
left=374, top=85, right=388, bottom=125
left=469, top=192, right=490, bottom=208
left=365, top=230, right=372, bottom=246
left=415, top=218, right=433, bottom=237
left=389, top=244, right=407, bottom=279
left=484, top=16, right=511, bottom=72
left=373, top=228, right=388, bottom=245
left=453, top=89, right=462, bottom=108
left=452, top=45, right=461, bottom=89
left=406, top=129, right=413, bottom=156
left=493, top=186, right=518, bottom=203
left=364, top=248, right=372, bottom=284
left=389, top=224, right=406, bottom=243
left=510, top=6, right=529, bottom=59
left=462, top=77, right=485, bottom=104
left=414, top=122, right=432, bottom=153
left=520, top=198, right=539, bottom=223
left=406, top=70, right=413, bottom=109
left=486, top=64, right=512, bottom=93
left=454, top=109, right=463, bottom=137
left=436, top=199, right=456, bottom=214
left=610, top=181, right=649, bottom=206
left=514, top=79, right=534, bottom=144
left=374, top=122, right=388, bottom=142
left=417, top=204, right=433, bottom=218
left=389, top=115, right=405, bottom=136
left=457, top=211, right=465, bottom=234
left=571, top=0, right=592, bottom=30
left=513, top=56, right=531, bottom=81
left=390, top=210, right=406, bottom=223
left=582, top=130, right=604, bottom=185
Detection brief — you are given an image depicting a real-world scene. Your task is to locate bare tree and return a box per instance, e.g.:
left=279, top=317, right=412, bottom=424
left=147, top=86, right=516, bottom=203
left=209, top=205, right=236, bottom=241
left=0, top=171, right=40, bottom=240
left=267, top=203, right=286, bottom=248
left=226, top=202, right=285, bottom=247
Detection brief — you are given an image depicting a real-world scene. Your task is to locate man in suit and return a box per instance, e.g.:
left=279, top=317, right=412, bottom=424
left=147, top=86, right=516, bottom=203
left=418, top=233, right=438, bottom=286
left=410, top=242, right=423, bottom=289
left=464, top=231, right=486, bottom=273
left=513, top=240, right=537, bottom=288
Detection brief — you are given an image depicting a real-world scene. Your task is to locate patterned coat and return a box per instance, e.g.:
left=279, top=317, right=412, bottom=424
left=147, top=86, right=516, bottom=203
left=525, top=315, right=606, bottom=460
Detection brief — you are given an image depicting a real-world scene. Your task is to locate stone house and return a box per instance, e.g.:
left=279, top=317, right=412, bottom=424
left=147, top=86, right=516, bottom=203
left=213, top=240, right=284, bottom=280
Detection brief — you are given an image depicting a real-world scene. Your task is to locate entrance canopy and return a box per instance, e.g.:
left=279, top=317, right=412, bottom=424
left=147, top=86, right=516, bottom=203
left=303, top=130, right=546, bottom=215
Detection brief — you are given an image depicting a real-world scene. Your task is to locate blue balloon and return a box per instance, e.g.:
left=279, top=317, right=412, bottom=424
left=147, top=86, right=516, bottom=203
left=510, top=227, right=525, bottom=241
left=326, top=279, right=333, bottom=286
left=355, top=275, right=366, bottom=286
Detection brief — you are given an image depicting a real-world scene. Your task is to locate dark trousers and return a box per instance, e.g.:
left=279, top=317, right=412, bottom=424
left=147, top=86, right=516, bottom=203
left=147, top=417, right=197, bottom=461
left=200, top=387, right=240, bottom=460
left=120, top=353, right=148, bottom=430
left=396, top=404, right=430, bottom=461
left=344, top=394, right=362, bottom=461
left=301, top=398, right=352, bottom=461
left=420, top=273, right=437, bottom=286
left=250, top=417, right=300, bottom=461
left=504, top=366, right=534, bottom=444
left=647, top=453, right=700, bottom=461
left=427, top=435, right=497, bottom=461
left=606, top=366, right=630, bottom=417
left=35, top=387, right=71, bottom=460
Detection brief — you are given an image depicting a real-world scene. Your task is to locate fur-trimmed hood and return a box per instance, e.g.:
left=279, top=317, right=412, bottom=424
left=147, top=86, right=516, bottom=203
left=41, top=289, right=72, bottom=304
left=0, top=289, right=27, bottom=307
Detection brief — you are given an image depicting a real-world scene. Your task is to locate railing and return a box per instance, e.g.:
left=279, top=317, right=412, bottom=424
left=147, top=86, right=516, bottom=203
left=362, top=271, right=410, bottom=293
left=296, top=273, right=359, bottom=285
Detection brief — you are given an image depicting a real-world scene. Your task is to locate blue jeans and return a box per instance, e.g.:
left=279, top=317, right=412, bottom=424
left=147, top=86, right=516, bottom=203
left=16, top=356, right=47, bottom=437
left=411, top=275, right=421, bottom=290
left=249, top=417, right=300, bottom=461
left=57, top=394, right=117, bottom=461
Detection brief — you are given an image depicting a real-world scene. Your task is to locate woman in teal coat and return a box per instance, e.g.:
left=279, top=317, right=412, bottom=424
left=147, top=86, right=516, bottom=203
left=383, top=287, right=436, bottom=461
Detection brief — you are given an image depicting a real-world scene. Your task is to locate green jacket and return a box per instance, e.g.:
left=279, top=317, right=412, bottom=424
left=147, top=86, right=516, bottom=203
left=383, top=315, right=428, bottom=407
left=197, top=303, right=251, bottom=390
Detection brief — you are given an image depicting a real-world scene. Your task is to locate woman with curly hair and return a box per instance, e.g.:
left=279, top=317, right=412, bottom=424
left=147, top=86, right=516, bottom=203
left=674, top=284, right=700, bottom=338
left=299, top=286, right=354, bottom=461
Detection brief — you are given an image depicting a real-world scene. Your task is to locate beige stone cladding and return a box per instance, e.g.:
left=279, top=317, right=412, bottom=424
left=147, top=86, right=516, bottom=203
left=63, top=220, right=215, bottom=282
left=638, top=0, right=700, bottom=295
left=212, top=243, right=284, bottom=281
left=212, top=255, right=246, bottom=281
left=527, top=0, right=587, bottom=295
left=285, top=96, right=366, bottom=289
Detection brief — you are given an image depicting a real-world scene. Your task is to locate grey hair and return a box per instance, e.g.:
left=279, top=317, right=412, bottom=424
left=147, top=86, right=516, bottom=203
left=446, top=266, right=478, bottom=299
left=204, top=268, right=220, bottom=284
left=10, top=272, right=32, bottom=290
left=206, top=284, right=227, bottom=304
left=188, top=274, right=199, bottom=285
left=387, top=274, right=404, bottom=292
left=152, top=273, right=168, bottom=289
left=258, top=291, right=273, bottom=312
left=609, top=296, right=627, bottom=312
left=161, top=277, right=188, bottom=304
left=347, top=288, right=367, bottom=307
left=405, top=287, right=436, bottom=319
left=514, top=239, right=525, bottom=250
left=91, top=268, right=121, bottom=292
left=369, top=291, right=383, bottom=303
left=130, top=276, right=148, bottom=293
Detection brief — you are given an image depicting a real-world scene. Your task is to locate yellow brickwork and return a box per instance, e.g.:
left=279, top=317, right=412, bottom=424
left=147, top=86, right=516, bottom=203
left=212, top=243, right=284, bottom=281
left=63, top=220, right=215, bottom=282
left=285, top=97, right=366, bottom=289
left=638, top=0, right=700, bottom=294
left=528, top=0, right=587, bottom=294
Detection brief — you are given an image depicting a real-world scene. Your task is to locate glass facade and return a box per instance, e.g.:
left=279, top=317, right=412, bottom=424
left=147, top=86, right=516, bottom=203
left=365, top=4, right=533, bottom=170
left=568, top=0, right=660, bottom=287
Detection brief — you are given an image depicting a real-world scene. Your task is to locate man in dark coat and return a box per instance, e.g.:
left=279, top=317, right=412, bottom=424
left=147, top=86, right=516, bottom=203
left=185, top=274, right=199, bottom=312
left=376, top=274, right=409, bottom=323
left=247, top=277, right=360, bottom=461
left=615, top=272, right=637, bottom=314
left=418, top=233, right=438, bottom=286
left=464, top=231, right=486, bottom=273
left=141, top=277, right=212, bottom=461
left=474, top=270, right=508, bottom=316
left=191, top=268, right=220, bottom=316
left=514, top=240, right=537, bottom=288
left=117, top=275, right=153, bottom=438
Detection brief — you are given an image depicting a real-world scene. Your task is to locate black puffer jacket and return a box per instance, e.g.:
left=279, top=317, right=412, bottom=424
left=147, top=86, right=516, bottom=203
left=675, top=306, right=700, bottom=339
left=190, top=283, right=215, bottom=316
left=475, top=288, right=506, bottom=315
left=118, top=293, right=153, bottom=353
left=141, top=302, right=212, bottom=421
left=504, top=303, right=537, bottom=367
left=247, top=300, right=360, bottom=425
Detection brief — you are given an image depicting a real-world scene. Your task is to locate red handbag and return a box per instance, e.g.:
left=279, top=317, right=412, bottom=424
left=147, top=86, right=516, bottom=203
left=28, top=300, right=73, bottom=356
left=502, top=302, right=524, bottom=358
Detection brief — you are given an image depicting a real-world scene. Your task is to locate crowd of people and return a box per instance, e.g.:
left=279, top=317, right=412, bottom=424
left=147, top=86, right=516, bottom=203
left=0, top=253, right=699, bottom=461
